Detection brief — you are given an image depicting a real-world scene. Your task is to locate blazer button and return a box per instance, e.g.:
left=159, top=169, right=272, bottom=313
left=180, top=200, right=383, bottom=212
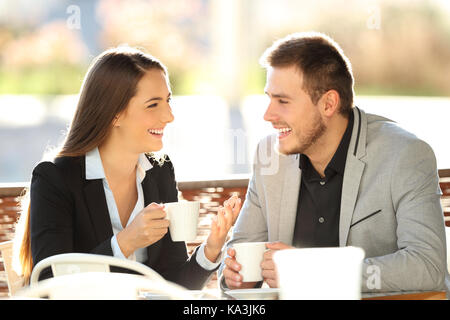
left=318, top=217, right=325, bottom=223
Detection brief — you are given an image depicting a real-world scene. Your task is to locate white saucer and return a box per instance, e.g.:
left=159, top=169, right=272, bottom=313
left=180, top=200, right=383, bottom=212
left=225, top=288, right=279, bottom=300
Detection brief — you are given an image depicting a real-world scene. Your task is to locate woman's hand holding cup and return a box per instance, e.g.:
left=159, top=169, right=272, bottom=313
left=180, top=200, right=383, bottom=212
left=116, top=202, right=169, bottom=258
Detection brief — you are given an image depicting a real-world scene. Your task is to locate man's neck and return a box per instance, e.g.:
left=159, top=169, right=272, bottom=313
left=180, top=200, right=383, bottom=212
left=305, top=115, right=349, bottom=178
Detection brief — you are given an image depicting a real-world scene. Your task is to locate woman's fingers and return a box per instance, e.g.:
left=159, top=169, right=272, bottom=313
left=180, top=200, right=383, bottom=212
left=223, top=194, right=242, bottom=225
left=224, top=204, right=234, bottom=230
left=231, top=198, right=241, bottom=224
left=210, top=215, right=218, bottom=234
left=149, top=218, right=170, bottom=229
left=217, top=208, right=226, bottom=230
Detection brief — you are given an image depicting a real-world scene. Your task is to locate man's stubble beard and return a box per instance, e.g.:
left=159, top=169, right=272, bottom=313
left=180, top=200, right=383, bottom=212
left=278, top=114, right=326, bottom=156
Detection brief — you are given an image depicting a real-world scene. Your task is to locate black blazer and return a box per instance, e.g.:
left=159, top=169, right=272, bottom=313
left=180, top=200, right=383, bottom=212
left=29, top=154, right=215, bottom=290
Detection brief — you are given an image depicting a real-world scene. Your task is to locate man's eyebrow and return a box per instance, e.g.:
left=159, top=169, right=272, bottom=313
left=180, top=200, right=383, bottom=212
left=145, top=93, right=171, bottom=103
left=264, top=91, right=292, bottom=99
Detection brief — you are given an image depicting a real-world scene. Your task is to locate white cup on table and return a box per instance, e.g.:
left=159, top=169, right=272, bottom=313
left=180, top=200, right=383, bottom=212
left=232, top=242, right=267, bottom=282
left=164, top=201, right=200, bottom=242
left=273, top=246, right=365, bottom=300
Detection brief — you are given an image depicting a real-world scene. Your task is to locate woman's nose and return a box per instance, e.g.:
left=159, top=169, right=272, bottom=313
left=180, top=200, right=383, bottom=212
left=164, top=104, right=174, bottom=123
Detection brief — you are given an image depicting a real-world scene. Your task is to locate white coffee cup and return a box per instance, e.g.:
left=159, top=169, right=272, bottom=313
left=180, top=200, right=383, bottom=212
left=164, top=201, right=200, bottom=242
left=273, top=246, right=365, bottom=300
left=232, top=242, right=267, bottom=282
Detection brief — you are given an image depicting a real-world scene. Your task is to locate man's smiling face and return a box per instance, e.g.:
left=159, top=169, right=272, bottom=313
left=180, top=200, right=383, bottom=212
left=263, top=65, right=326, bottom=155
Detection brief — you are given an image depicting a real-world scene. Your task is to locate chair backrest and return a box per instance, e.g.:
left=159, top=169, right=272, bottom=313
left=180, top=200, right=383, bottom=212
left=15, top=272, right=194, bottom=300
left=0, top=241, right=23, bottom=296
left=29, top=253, right=165, bottom=286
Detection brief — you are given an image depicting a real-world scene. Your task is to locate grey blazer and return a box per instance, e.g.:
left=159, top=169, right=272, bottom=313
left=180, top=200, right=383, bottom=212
left=219, top=107, right=447, bottom=294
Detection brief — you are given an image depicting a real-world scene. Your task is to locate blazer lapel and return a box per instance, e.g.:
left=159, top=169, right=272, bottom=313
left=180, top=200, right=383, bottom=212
left=141, top=166, right=163, bottom=265
left=142, top=167, right=160, bottom=206
left=277, top=154, right=301, bottom=245
left=83, top=179, right=113, bottom=243
left=339, top=107, right=367, bottom=246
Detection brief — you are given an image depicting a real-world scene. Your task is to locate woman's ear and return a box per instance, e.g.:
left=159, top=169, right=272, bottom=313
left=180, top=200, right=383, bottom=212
left=113, top=114, right=121, bottom=127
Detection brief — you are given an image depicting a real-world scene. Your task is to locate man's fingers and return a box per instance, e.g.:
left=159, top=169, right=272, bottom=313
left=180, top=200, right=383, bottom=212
left=263, top=249, right=275, bottom=261
left=223, top=266, right=242, bottom=282
left=265, top=241, right=292, bottom=250
left=226, top=279, right=242, bottom=288
left=225, top=257, right=241, bottom=272
left=261, top=269, right=277, bottom=280
left=261, top=259, right=275, bottom=270
left=264, top=278, right=278, bottom=288
left=227, top=248, right=236, bottom=257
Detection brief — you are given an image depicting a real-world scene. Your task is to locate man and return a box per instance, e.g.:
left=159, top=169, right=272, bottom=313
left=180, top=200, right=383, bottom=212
left=219, top=32, right=447, bottom=294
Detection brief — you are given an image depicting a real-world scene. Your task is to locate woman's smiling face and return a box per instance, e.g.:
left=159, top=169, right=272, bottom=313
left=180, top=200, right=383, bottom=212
left=114, top=68, right=174, bottom=153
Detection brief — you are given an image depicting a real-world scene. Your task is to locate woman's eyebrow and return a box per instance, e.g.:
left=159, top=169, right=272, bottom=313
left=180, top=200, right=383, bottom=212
left=144, top=97, right=163, bottom=103
left=145, top=93, right=171, bottom=103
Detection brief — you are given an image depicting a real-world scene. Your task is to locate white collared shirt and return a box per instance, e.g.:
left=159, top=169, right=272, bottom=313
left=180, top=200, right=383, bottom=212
left=85, top=147, right=220, bottom=270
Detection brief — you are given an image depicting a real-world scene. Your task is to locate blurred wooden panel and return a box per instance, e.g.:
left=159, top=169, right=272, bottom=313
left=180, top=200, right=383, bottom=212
left=363, top=291, right=447, bottom=300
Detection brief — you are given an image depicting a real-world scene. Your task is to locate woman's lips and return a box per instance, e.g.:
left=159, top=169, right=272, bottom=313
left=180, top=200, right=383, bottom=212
left=148, top=128, right=164, bottom=138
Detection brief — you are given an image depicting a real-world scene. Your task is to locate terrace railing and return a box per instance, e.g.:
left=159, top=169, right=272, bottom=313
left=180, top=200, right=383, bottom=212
left=1, top=170, right=450, bottom=296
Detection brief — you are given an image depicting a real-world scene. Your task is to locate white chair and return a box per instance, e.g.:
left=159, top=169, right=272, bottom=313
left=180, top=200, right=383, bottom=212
left=15, top=272, right=195, bottom=300
left=30, top=253, right=165, bottom=285
left=0, top=240, right=24, bottom=296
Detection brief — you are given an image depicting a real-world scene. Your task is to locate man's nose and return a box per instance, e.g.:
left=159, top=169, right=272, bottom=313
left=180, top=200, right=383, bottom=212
left=263, top=101, right=278, bottom=123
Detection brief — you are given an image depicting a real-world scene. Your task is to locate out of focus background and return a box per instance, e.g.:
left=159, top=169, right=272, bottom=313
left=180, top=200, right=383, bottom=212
left=1, top=0, right=450, bottom=182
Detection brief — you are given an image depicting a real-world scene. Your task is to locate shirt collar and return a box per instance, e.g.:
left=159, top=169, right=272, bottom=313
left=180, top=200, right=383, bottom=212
left=299, top=111, right=354, bottom=177
left=85, top=147, right=153, bottom=182
left=137, top=153, right=153, bottom=181
left=327, top=111, right=354, bottom=175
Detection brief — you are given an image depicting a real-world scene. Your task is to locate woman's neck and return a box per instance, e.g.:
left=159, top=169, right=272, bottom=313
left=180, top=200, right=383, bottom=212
left=98, top=140, right=139, bottom=182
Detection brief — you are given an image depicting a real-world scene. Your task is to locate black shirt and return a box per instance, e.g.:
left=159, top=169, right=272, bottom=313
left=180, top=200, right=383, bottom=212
left=292, top=112, right=354, bottom=248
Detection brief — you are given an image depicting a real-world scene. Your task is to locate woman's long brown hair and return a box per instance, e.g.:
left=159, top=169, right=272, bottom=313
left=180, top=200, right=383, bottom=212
left=15, top=46, right=167, bottom=283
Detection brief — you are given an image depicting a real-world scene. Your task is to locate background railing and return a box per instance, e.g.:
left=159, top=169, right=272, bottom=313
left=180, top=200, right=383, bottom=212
left=1, top=170, right=450, bottom=296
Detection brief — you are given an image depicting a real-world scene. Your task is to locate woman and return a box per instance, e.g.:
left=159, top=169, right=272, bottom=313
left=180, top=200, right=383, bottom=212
left=15, top=46, right=241, bottom=290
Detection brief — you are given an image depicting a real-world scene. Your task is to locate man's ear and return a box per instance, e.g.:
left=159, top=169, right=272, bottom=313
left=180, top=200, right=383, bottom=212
left=320, top=90, right=340, bottom=117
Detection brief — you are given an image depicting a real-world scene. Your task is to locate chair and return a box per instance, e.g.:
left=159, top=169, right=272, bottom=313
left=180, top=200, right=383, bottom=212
left=30, top=253, right=165, bottom=285
left=0, top=240, right=24, bottom=296
left=15, top=272, right=195, bottom=300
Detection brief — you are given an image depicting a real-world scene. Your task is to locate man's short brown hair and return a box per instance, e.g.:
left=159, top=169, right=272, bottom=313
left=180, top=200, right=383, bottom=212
left=260, top=32, right=354, bottom=117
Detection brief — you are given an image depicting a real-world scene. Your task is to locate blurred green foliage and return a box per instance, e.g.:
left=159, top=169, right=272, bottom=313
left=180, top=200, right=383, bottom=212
left=0, top=0, right=449, bottom=97
left=0, top=64, right=84, bottom=94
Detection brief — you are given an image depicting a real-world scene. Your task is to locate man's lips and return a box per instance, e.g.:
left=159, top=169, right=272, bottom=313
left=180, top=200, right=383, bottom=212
left=274, top=126, right=292, bottom=139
